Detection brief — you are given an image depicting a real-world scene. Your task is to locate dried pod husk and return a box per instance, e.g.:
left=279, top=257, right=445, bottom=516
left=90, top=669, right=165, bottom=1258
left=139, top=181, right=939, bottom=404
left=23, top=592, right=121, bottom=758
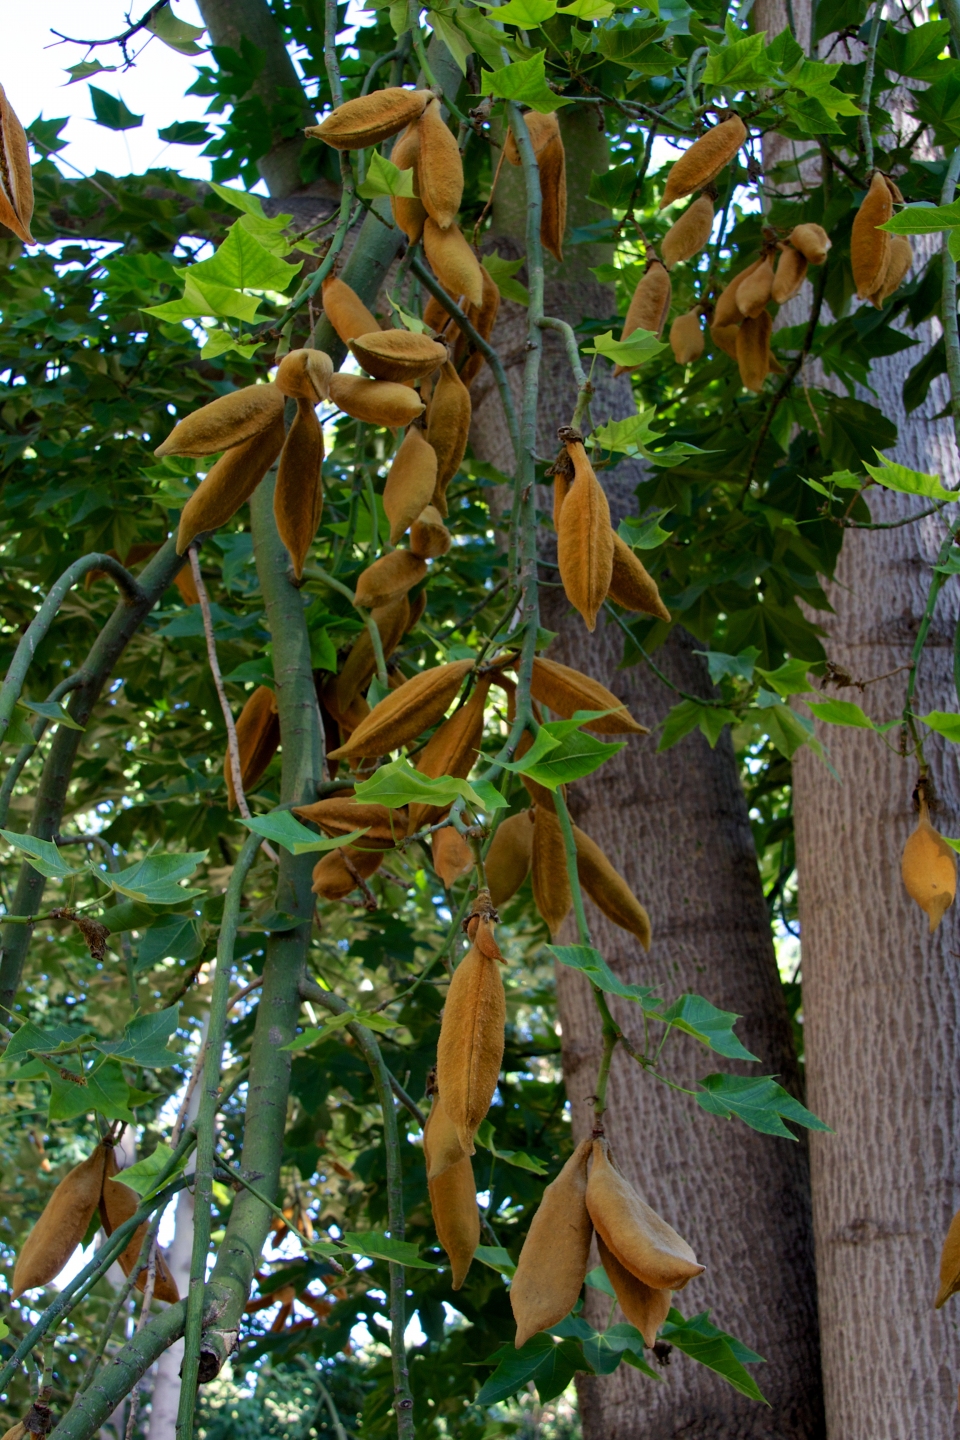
left=531, top=805, right=573, bottom=936
left=660, top=115, right=747, bottom=209
left=408, top=677, right=493, bottom=830
left=736, top=310, right=773, bottom=392
left=436, top=915, right=506, bottom=1154
left=457, top=265, right=501, bottom=389
left=661, top=194, right=714, bottom=270
left=173, top=564, right=200, bottom=607
left=597, top=1233, right=671, bottom=1348
left=586, top=1139, right=704, bottom=1290
left=539, top=133, right=567, bottom=263
left=936, top=1206, right=960, bottom=1308
left=670, top=309, right=705, bottom=364
left=902, top=797, right=957, bottom=932
left=100, top=1149, right=179, bottom=1303
left=312, top=845, right=384, bottom=899
left=852, top=171, right=895, bottom=300
left=433, top=825, right=475, bottom=887
left=736, top=256, right=774, bottom=318
left=226, top=685, right=279, bottom=809
left=12, top=1145, right=107, bottom=1298
left=334, top=596, right=410, bottom=715
left=504, top=111, right=560, bottom=164
left=407, top=590, right=427, bottom=631
left=354, top=549, right=429, bottom=610
left=157, top=384, right=284, bottom=459
left=306, top=87, right=432, bottom=150
left=350, top=329, right=448, bottom=384
left=712, top=259, right=762, bottom=327
left=556, top=441, right=614, bottom=631
left=423, top=292, right=453, bottom=335
left=275, top=398, right=324, bottom=580
left=410, top=504, right=452, bottom=558
left=0, top=84, right=35, bottom=244
left=418, top=97, right=464, bottom=229
left=328, top=659, right=475, bottom=761
left=788, top=222, right=830, bottom=266
left=511, top=1139, right=593, bottom=1347
left=321, top=276, right=381, bottom=345
left=573, top=824, right=651, bottom=949
left=328, top=372, right=426, bottom=428
left=530, top=656, right=645, bottom=735
left=710, top=320, right=741, bottom=359
left=423, top=1089, right=466, bottom=1180
left=607, top=533, right=671, bottom=623
left=293, top=793, right=407, bottom=849
left=423, top=218, right=483, bottom=306
left=276, top=348, right=333, bottom=402
left=871, top=233, right=913, bottom=308
left=771, top=245, right=808, bottom=304
left=486, top=809, right=535, bottom=909
left=383, top=425, right=438, bottom=544
left=615, top=261, right=671, bottom=374
left=426, top=360, right=471, bottom=508
left=321, top=680, right=370, bottom=745
left=429, top=1147, right=479, bottom=1290
left=390, top=120, right=427, bottom=244
left=2, top=1422, right=26, bottom=1440
left=176, top=415, right=286, bottom=554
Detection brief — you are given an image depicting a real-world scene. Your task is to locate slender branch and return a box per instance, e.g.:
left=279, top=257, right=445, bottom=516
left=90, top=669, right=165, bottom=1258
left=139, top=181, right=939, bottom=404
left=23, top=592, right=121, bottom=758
left=0, top=676, right=82, bottom=829
left=941, top=145, right=960, bottom=453
left=859, top=3, right=883, bottom=171
left=50, top=1, right=169, bottom=47
left=538, top=317, right=590, bottom=427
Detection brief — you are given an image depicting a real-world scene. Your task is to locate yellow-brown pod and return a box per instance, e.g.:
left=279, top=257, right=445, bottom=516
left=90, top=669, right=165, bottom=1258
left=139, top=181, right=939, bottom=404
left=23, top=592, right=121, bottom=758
left=660, top=115, right=746, bottom=209
left=275, top=398, right=324, bottom=580
left=226, top=685, right=280, bottom=808
left=433, top=825, right=475, bottom=887
left=503, top=110, right=560, bottom=164
left=661, top=194, right=714, bottom=270
left=275, top=347, right=333, bottom=402
left=328, top=373, right=425, bottom=428
left=293, top=793, right=407, bottom=849
left=556, top=440, right=614, bottom=632
left=486, top=809, right=535, bottom=909
left=408, top=676, right=493, bottom=830
left=383, top=424, right=439, bottom=545
left=410, top=504, right=452, bottom=559
left=327, top=659, right=475, bottom=761
left=736, top=310, right=773, bottom=392
left=321, top=276, right=381, bottom=345
left=354, top=549, right=429, bottom=610
left=311, top=845, right=384, bottom=899
left=423, top=291, right=455, bottom=336
left=0, top=83, right=35, bottom=244
left=334, top=595, right=410, bottom=714
left=615, top=261, right=671, bottom=374
left=573, top=823, right=651, bottom=949
left=511, top=1139, right=593, bottom=1347
left=457, top=265, right=501, bottom=389
left=852, top=170, right=895, bottom=300
left=390, top=120, right=427, bottom=244
left=350, top=329, right=448, bottom=384
left=586, top=1139, right=704, bottom=1290
left=417, top=96, right=464, bottom=229
left=173, top=564, right=200, bottom=607
left=531, top=805, right=572, bottom=936
left=712, top=258, right=762, bottom=327
left=596, top=1234, right=671, bottom=1348
left=529, top=656, right=645, bottom=735
left=423, top=1089, right=465, bottom=1180
left=436, top=911, right=506, bottom=1154
left=407, top=589, right=427, bottom=631
left=306, top=87, right=432, bottom=149
left=607, top=533, right=671, bottom=623
left=771, top=245, right=808, bottom=304
left=902, top=795, right=957, bottom=932
left=539, top=132, right=567, bottom=263
left=426, top=360, right=471, bottom=506
left=710, top=320, right=741, bottom=360
left=12, top=1145, right=107, bottom=1298
left=1, top=1423, right=27, bottom=1440
left=936, top=1206, right=960, bottom=1308
left=871, top=233, right=913, bottom=308
left=176, top=415, right=287, bottom=555
left=100, top=1148, right=179, bottom=1303
left=156, top=384, right=283, bottom=458
left=736, top=256, right=774, bottom=318
left=789, top=222, right=830, bottom=265
left=670, top=309, right=704, bottom=364
left=423, top=218, right=483, bottom=307
left=428, top=1147, right=479, bottom=1290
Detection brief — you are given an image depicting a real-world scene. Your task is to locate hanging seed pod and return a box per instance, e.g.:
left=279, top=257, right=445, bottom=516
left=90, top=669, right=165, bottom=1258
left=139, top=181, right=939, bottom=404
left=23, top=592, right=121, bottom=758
left=902, top=795, right=957, bottom=932
left=176, top=415, right=286, bottom=554
left=293, top=793, right=407, bottom=849
left=423, top=218, right=483, bottom=306
left=660, top=115, right=747, bottom=209
left=423, top=291, right=453, bottom=335
left=418, top=97, right=464, bottom=229
left=532, top=805, right=573, bottom=936
left=428, top=1147, right=479, bottom=1290
left=529, top=656, right=645, bottom=735
left=551, top=447, right=573, bottom=532
left=350, top=329, right=448, bottom=384
left=457, top=265, right=501, bottom=389
left=275, top=347, right=333, bottom=402
left=306, top=87, right=432, bottom=149
left=670, top=309, right=705, bottom=364
left=383, top=425, right=439, bottom=545
left=312, top=845, right=384, bottom=899
left=1, top=1423, right=26, bottom=1440
left=408, top=677, right=493, bottom=831
left=511, top=1139, right=593, bottom=1347
left=333, top=595, right=410, bottom=715
left=0, top=84, right=35, bottom=244
left=556, top=438, right=614, bottom=632
left=661, top=194, right=714, bottom=270
left=173, top=564, right=200, bottom=607
left=410, top=504, right=452, bottom=558
left=586, top=1139, right=704, bottom=1290
left=275, top=398, right=324, bottom=580
left=486, top=809, right=535, bottom=908
left=788, top=222, right=830, bottom=266
left=504, top=110, right=560, bottom=164
left=936, top=1207, right=960, bottom=1308
left=426, top=360, right=471, bottom=509
left=573, top=824, right=651, bottom=949
left=736, top=310, right=773, bottom=392
left=771, top=245, right=808, bottom=304
left=433, top=825, right=475, bottom=887
left=12, top=1145, right=107, bottom=1298
left=436, top=908, right=506, bottom=1154
left=321, top=276, right=381, bottom=345
left=607, top=534, right=671, bottom=622
left=597, top=1234, right=671, bottom=1348
left=328, top=659, right=475, bottom=761
left=615, top=260, right=671, bottom=375
left=710, top=320, right=741, bottom=360
left=539, top=132, right=567, bottom=263
left=871, top=233, right=913, bottom=308
left=423, top=1088, right=466, bottom=1180
left=354, top=549, right=429, bottom=610
left=852, top=171, right=896, bottom=300
left=712, top=258, right=762, bottom=327
left=226, top=685, right=279, bottom=809
left=329, top=372, right=426, bottom=427
left=390, top=120, right=427, bottom=244
left=100, top=1149, right=179, bottom=1303
left=736, top=256, right=775, bottom=318
left=157, top=384, right=284, bottom=459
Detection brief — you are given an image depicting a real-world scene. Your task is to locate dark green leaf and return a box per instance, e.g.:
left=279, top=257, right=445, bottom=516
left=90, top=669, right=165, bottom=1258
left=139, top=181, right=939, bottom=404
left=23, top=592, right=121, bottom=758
left=94, top=1006, right=180, bottom=1069
left=656, top=994, right=758, bottom=1061
left=548, top=944, right=655, bottom=1004
left=695, top=1073, right=832, bottom=1138
left=661, top=1308, right=768, bottom=1401
left=89, top=85, right=143, bottom=130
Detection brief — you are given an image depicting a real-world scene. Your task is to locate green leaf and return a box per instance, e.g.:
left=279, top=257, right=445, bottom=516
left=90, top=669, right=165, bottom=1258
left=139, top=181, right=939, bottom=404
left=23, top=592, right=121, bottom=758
left=143, top=272, right=264, bottom=324
left=580, top=1321, right=658, bottom=1378
left=281, top=1008, right=394, bottom=1051
left=135, top=913, right=201, bottom=972
left=208, top=182, right=269, bottom=218
left=474, top=1244, right=517, bottom=1276
left=480, top=0, right=558, bottom=25
left=863, top=454, right=954, bottom=503
left=754, top=659, right=814, bottom=697
left=584, top=1263, right=616, bottom=1297
left=660, top=1309, right=767, bottom=1401
left=695, top=1073, right=832, bottom=1139
left=619, top=508, right=673, bottom=549
left=186, top=222, right=302, bottom=294
left=695, top=648, right=758, bottom=684
left=240, top=810, right=372, bottom=856
left=475, top=1334, right=585, bottom=1406
left=657, top=700, right=738, bottom=752
left=920, top=710, right=960, bottom=742
left=502, top=714, right=624, bottom=788
left=548, top=944, right=655, bottom=1005
left=479, top=52, right=575, bottom=114
left=584, top=329, right=667, bottom=368
left=200, top=330, right=265, bottom=362
left=588, top=163, right=638, bottom=211
left=17, top=698, right=84, bottom=730
left=3, top=1020, right=91, bottom=1065
left=0, top=830, right=83, bottom=881
left=89, top=85, right=143, bottom=131
left=66, top=60, right=117, bottom=84
left=594, top=409, right=707, bottom=467
left=340, top=1231, right=437, bottom=1268
left=655, top=994, right=758, bottom=1061
left=357, top=151, right=416, bottom=200
left=880, top=200, right=960, bottom=235
left=353, top=757, right=501, bottom=812
left=595, top=22, right=669, bottom=69
left=558, top=0, right=614, bottom=16
left=144, top=3, right=206, bottom=53
left=804, top=698, right=879, bottom=729
left=94, top=1006, right=180, bottom=1069
left=425, top=11, right=475, bottom=75
left=116, top=1141, right=187, bottom=1197
left=106, top=851, right=207, bottom=906
left=474, top=1119, right=549, bottom=1173
left=702, top=33, right=772, bottom=90
left=158, top=120, right=213, bottom=145
left=482, top=252, right=530, bottom=306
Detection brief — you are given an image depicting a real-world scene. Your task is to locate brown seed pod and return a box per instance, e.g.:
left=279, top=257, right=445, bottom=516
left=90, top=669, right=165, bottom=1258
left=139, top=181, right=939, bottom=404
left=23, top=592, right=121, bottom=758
left=539, top=133, right=567, bottom=263
left=788, top=222, right=830, bottom=266
left=157, top=384, right=284, bottom=459
left=557, top=440, right=614, bottom=632
left=936, top=1206, right=960, bottom=1308
left=306, top=87, right=432, bottom=150
left=293, top=793, right=407, bottom=849
left=423, top=1089, right=466, bottom=1180
left=226, top=685, right=279, bottom=809
left=871, top=233, right=913, bottom=308
left=433, top=825, right=475, bottom=887
left=503, top=111, right=560, bottom=165
left=586, top=1139, right=704, bottom=1290
left=0, top=84, right=35, bottom=244
left=511, top=1139, right=593, bottom=1347
left=173, top=564, right=200, bottom=607
left=350, top=329, right=447, bottom=384
left=2, top=1422, right=26, bottom=1440
left=852, top=171, right=895, bottom=300
left=354, top=549, right=429, bottom=610
left=275, top=398, right=324, bottom=580
left=410, top=504, right=452, bottom=559
left=736, top=310, right=773, bottom=392
left=736, top=256, right=774, bottom=318
left=529, top=656, right=646, bottom=735
left=423, top=218, right=483, bottom=307
left=390, top=120, right=427, bottom=244
left=417, top=97, right=464, bottom=229
left=660, top=115, right=747, bottom=209
left=709, top=320, right=742, bottom=360
left=436, top=914, right=506, bottom=1154
left=275, top=348, right=333, bottom=402
left=771, top=245, right=808, bottom=304
left=311, top=845, right=384, bottom=899
left=531, top=805, right=573, bottom=936
left=426, top=360, right=471, bottom=507
left=333, top=596, right=411, bottom=715
left=661, top=194, right=714, bottom=270
left=486, top=809, right=535, bottom=909
left=321, top=276, right=381, bottom=345
left=176, top=415, right=286, bottom=554
left=328, top=372, right=425, bottom=427
left=596, top=1234, right=671, bottom=1348
left=669, top=309, right=705, bottom=365
left=327, top=659, right=475, bottom=761
left=12, top=1145, right=107, bottom=1298
left=573, top=824, right=651, bottom=949
left=902, top=796, right=957, bottom=932
left=408, top=677, right=493, bottom=831
left=100, top=1149, right=179, bottom=1303
left=615, top=261, right=671, bottom=375
left=607, top=533, right=671, bottom=623
left=383, top=425, right=439, bottom=545
left=457, top=264, right=501, bottom=389
left=712, top=258, right=762, bottom=327
left=423, top=292, right=453, bottom=335
left=428, top=1147, right=480, bottom=1290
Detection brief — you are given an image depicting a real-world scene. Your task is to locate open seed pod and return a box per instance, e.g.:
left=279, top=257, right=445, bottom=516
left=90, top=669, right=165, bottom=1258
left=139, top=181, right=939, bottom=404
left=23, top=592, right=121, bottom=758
left=13, top=1145, right=107, bottom=1298
left=354, top=549, right=429, bottom=609
left=327, top=659, right=474, bottom=761
left=275, top=348, right=333, bottom=402
left=586, top=1139, right=704, bottom=1291
left=902, top=794, right=957, bottom=932
left=0, top=83, right=35, bottom=244
left=176, top=416, right=286, bottom=554
left=529, top=656, right=645, bottom=735
left=293, top=793, right=408, bottom=849
left=226, top=685, right=279, bottom=809
left=511, top=1140, right=593, bottom=1347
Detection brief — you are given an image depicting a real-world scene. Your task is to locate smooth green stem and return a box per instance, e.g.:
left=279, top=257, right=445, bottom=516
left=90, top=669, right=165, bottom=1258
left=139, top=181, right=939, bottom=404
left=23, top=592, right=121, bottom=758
left=859, top=3, right=882, bottom=170
left=49, top=1302, right=187, bottom=1440
left=0, top=675, right=82, bottom=829
left=538, top=316, right=590, bottom=427
left=941, top=145, right=960, bottom=453
left=593, top=1021, right=619, bottom=1123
